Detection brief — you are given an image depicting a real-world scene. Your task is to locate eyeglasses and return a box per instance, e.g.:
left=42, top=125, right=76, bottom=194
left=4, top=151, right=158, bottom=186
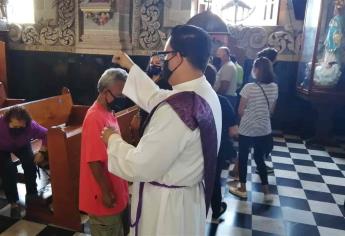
left=151, top=51, right=177, bottom=61
left=107, top=90, right=124, bottom=99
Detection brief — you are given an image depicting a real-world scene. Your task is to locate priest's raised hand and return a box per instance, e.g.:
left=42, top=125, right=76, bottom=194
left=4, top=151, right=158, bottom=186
left=112, top=51, right=134, bottom=70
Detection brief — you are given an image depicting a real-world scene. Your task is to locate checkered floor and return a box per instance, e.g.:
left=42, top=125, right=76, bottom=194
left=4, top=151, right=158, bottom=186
left=207, top=131, right=345, bottom=236
left=0, top=132, right=344, bottom=236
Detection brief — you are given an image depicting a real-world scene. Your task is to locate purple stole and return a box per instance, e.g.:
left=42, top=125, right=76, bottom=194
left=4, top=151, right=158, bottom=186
left=131, top=91, right=218, bottom=236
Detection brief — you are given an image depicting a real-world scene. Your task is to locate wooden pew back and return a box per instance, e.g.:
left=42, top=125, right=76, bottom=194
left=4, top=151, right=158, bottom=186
left=45, top=105, right=138, bottom=230
left=0, top=92, right=138, bottom=231
left=0, top=93, right=73, bottom=128
left=0, top=82, right=25, bottom=108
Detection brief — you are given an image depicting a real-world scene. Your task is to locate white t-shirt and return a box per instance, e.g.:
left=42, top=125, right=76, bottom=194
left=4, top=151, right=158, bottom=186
left=239, top=82, right=278, bottom=137
left=214, top=61, right=237, bottom=96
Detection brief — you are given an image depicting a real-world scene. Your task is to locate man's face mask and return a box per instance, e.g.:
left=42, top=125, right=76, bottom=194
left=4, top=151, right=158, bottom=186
left=147, top=64, right=162, bottom=77
left=161, top=56, right=175, bottom=82
left=106, top=90, right=128, bottom=112
left=161, top=54, right=184, bottom=82
left=107, top=97, right=130, bottom=112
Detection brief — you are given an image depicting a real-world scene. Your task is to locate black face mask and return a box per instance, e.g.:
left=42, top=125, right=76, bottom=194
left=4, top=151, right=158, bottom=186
left=147, top=65, right=162, bottom=77
left=9, top=127, right=26, bottom=136
left=161, top=59, right=173, bottom=81
left=212, top=57, right=222, bottom=71
left=107, top=97, right=130, bottom=112
left=161, top=55, right=182, bottom=82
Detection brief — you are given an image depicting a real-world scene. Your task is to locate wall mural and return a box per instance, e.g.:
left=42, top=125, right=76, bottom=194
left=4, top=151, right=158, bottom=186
left=228, top=25, right=302, bottom=60
left=8, top=0, right=75, bottom=46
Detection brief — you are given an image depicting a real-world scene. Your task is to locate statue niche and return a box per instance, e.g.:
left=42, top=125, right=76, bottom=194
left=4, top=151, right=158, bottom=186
left=78, top=0, right=131, bottom=52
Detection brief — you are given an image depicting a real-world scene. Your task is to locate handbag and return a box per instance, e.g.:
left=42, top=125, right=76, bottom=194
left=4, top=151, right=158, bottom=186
left=255, top=82, right=274, bottom=155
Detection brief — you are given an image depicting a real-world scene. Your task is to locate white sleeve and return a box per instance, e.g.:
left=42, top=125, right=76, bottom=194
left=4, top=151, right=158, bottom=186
left=123, top=64, right=173, bottom=113
left=107, top=104, right=192, bottom=182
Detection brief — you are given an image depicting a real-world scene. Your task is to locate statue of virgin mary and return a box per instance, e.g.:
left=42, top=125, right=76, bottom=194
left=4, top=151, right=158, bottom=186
left=314, top=2, right=345, bottom=87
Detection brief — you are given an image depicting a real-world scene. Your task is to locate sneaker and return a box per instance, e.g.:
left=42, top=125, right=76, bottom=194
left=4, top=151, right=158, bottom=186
left=229, top=187, right=247, bottom=199
left=212, top=202, right=227, bottom=220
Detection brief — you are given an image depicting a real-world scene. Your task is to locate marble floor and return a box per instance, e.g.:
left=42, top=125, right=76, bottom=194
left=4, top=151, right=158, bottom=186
left=0, top=132, right=344, bottom=236
left=206, top=132, right=345, bottom=236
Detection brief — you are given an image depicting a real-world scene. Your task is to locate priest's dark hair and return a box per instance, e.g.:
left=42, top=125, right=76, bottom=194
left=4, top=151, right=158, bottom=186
left=3, top=106, right=32, bottom=126
left=169, top=24, right=211, bottom=71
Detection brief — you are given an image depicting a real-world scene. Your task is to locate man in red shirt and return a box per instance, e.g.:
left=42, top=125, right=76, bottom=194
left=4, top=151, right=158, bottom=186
left=79, top=68, right=129, bottom=236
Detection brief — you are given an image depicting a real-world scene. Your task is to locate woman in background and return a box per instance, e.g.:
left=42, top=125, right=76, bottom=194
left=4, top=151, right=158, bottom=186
left=229, top=57, right=278, bottom=201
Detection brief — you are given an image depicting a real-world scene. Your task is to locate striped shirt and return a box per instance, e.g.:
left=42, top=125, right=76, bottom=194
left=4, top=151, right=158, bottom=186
left=239, top=82, right=278, bottom=137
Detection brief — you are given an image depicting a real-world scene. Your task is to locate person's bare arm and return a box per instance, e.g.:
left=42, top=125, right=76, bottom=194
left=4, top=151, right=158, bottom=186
left=89, top=161, right=115, bottom=208
left=238, top=97, right=248, bottom=117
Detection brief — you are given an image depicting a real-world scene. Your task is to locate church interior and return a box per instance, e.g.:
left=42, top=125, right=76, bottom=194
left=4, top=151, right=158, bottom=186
left=0, top=0, right=344, bottom=235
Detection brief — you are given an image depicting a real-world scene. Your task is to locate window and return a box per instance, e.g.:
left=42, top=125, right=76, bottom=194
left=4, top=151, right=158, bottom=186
left=7, top=0, right=35, bottom=24
left=199, top=0, right=280, bottom=26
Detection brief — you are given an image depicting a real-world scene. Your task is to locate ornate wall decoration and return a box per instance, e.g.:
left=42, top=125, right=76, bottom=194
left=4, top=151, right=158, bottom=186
left=40, top=25, right=59, bottom=45
left=267, top=30, right=301, bottom=55
left=228, top=25, right=268, bottom=58
left=57, top=0, right=75, bottom=46
left=21, top=26, right=40, bottom=45
left=8, top=0, right=75, bottom=47
left=8, top=23, right=22, bottom=42
left=228, top=25, right=302, bottom=59
left=138, top=0, right=164, bottom=50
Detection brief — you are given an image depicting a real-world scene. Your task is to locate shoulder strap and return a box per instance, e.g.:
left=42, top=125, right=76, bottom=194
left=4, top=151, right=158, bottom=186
left=255, top=82, right=270, bottom=110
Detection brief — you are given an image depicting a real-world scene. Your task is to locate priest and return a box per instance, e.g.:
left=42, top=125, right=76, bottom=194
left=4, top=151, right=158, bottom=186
left=101, top=25, right=222, bottom=236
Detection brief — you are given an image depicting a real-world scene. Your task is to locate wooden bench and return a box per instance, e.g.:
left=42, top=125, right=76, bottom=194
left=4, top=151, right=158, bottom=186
left=0, top=82, right=25, bottom=108
left=0, top=91, right=138, bottom=231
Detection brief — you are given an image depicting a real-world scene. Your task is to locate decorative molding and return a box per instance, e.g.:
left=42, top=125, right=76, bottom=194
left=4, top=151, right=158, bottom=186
left=8, top=0, right=75, bottom=47
left=228, top=25, right=302, bottom=60
left=133, top=0, right=166, bottom=51
left=267, top=30, right=302, bottom=56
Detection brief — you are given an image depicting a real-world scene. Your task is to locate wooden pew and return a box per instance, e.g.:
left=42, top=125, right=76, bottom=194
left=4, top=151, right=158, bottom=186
left=44, top=105, right=138, bottom=231
left=0, top=82, right=25, bottom=108
left=0, top=92, right=138, bottom=231
left=0, top=90, right=87, bottom=230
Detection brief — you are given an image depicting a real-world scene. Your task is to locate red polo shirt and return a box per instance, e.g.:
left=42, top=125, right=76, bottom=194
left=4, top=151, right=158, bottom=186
left=79, top=102, right=128, bottom=216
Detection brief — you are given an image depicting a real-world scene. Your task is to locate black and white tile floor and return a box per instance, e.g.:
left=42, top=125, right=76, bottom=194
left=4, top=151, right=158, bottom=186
left=0, top=132, right=344, bottom=236
left=206, top=131, right=345, bottom=236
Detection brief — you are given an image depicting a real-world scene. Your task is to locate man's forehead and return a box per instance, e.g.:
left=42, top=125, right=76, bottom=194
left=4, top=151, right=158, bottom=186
left=217, top=48, right=225, bottom=53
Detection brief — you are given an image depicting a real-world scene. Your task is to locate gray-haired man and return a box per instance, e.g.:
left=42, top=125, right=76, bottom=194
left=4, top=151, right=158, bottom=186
left=79, top=68, right=129, bottom=236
